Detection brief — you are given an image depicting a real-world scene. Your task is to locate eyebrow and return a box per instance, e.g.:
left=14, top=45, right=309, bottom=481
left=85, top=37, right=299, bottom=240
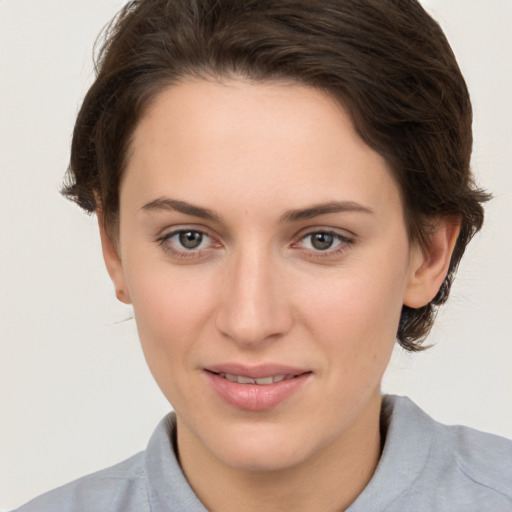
left=141, top=197, right=221, bottom=222
left=141, top=197, right=373, bottom=223
left=279, top=201, right=374, bottom=223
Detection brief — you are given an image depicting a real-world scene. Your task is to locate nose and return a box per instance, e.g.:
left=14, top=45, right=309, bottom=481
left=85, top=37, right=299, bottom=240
left=215, top=249, right=293, bottom=347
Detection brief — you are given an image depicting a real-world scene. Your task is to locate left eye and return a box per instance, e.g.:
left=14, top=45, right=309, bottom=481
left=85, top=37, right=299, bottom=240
left=300, top=231, right=345, bottom=251
left=166, top=230, right=211, bottom=250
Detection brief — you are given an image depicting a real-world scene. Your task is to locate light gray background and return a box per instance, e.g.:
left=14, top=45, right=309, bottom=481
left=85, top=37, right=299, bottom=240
left=1, top=0, right=511, bottom=509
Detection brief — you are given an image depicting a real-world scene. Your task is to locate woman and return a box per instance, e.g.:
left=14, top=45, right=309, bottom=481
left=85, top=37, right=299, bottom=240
left=14, top=0, right=512, bottom=510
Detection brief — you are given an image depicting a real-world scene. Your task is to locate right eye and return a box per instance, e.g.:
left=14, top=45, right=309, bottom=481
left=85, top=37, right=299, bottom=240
left=157, top=228, right=218, bottom=257
left=173, top=230, right=208, bottom=250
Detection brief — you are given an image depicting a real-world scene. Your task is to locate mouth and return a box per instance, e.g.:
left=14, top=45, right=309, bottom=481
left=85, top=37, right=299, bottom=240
left=207, top=371, right=307, bottom=386
left=204, top=365, right=312, bottom=411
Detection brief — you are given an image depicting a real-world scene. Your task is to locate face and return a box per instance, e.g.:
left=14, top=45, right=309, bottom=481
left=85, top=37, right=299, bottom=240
left=103, top=79, right=439, bottom=474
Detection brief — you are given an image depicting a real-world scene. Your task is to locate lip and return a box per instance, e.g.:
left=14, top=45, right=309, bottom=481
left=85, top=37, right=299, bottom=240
left=205, top=363, right=309, bottom=379
left=204, top=363, right=312, bottom=412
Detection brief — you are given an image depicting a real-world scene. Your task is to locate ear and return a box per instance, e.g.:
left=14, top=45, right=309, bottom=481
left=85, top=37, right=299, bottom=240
left=404, top=217, right=461, bottom=308
left=97, top=211, right=131, bottom=304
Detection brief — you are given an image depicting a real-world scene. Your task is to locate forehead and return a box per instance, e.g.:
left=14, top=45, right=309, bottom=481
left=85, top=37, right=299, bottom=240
left=123, top=79, right=403, bottom=222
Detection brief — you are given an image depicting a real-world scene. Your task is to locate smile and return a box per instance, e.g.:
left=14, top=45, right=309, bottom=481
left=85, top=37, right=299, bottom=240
left=217, top=373, right=294, bottom=385
left=205, top=367, right=312, bottom=411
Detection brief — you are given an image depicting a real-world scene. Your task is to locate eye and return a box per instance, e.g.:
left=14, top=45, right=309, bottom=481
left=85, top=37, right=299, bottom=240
left=296, top=230, right=352, bottom=254
left=157, top=229, right=215, bottom=254
left=304, top=232, right=339, bottom=251
left=176, top=230, right=206, bottom=250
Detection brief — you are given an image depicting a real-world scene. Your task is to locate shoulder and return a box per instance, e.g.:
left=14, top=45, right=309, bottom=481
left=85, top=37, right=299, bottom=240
left=386, top=395, right=512, bottom=510
left=350, top=396, right=512, bottom=512
left=435, top=416, right=512, bottom=500
left=14, top=452, right=149, bottom=512
left=13, top=413, right=206, bottom=512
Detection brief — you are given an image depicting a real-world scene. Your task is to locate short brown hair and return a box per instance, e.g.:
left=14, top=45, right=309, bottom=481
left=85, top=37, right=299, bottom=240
left=63, top=0, right=490, bottom=350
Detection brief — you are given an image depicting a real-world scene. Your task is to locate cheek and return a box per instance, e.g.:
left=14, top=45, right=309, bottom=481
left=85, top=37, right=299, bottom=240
left=124, top=262, right=217, bottom=376
left=300, top=256, right=408, bottom=365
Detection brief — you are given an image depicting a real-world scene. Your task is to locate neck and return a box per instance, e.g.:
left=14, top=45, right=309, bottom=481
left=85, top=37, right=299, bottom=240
left=177, top=393, right=383, bottom=512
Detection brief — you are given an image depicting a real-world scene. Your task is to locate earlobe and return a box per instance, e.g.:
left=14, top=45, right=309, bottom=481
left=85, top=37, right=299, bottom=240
left=404, top=218, right=461, bottom=309
left=97, top=211, right=132, bottom=305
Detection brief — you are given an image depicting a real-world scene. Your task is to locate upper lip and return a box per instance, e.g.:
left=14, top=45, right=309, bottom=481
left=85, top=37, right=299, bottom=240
left=205, top=363, right=311, bottom=379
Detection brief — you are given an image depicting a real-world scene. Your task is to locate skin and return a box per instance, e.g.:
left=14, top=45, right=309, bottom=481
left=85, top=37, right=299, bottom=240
left=99, top=79, right=459, bottom=511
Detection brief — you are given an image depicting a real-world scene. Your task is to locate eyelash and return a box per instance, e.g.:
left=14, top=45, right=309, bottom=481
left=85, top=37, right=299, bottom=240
left=156, top=228, right=354, bottom=260
left=156, top=228, right=218, bottom=260
left=293, top=231, right=353, bottom=259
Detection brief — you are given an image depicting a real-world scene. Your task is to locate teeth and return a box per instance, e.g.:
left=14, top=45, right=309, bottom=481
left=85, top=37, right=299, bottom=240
left=237, top=375, right=256, bottom=384
left=254, top=377, right=273, bottom=385
left=220, top=373, right=288, bottom=385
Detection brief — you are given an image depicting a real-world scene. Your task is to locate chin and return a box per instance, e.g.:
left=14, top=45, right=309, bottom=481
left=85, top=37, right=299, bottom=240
left=219, top=441, right=308, bottom=473
left=202, top=421, right=323, bottom=473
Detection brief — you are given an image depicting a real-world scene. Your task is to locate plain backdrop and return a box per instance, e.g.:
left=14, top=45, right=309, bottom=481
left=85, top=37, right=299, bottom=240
left=1, top=0, right=511, bottom=509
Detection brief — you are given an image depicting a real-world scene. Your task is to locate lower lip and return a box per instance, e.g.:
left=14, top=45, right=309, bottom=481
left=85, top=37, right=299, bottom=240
left=205, top=372, right=311, bottom=412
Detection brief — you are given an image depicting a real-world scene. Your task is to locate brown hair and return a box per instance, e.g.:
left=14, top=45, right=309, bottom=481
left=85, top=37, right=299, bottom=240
left=63, top=0, right=490, bottom=351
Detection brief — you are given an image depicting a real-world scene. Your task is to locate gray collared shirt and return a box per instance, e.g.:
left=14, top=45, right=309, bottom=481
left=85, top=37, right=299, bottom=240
left=15, top=395, right=512, bottom=511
